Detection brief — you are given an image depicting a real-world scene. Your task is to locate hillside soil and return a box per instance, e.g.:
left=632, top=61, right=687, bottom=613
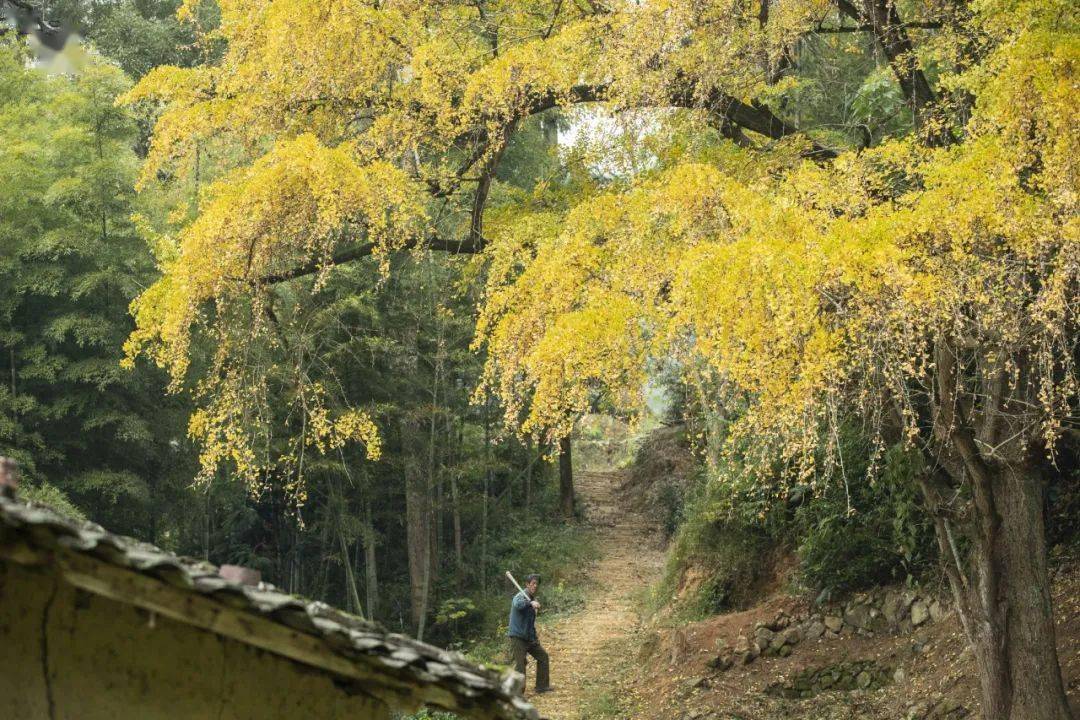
left=626, top=562, right=1080, bottom=720
left=520, top=467, right=1080, bottom=719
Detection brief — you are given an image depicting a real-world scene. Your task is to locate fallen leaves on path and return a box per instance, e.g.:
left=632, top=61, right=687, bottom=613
left=528, top=471, right=666, bottom=720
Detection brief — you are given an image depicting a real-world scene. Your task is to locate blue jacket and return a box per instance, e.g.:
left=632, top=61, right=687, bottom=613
left=507, top=591, right=537, bottom=641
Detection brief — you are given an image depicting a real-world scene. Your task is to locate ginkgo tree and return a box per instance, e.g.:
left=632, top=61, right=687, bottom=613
left=120, top=0, right=829, bottom=502
left=120, top=1, right=1075, bottom=717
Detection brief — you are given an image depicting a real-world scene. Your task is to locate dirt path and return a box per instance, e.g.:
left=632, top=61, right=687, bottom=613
left=528, top=470, right=666, bottom=720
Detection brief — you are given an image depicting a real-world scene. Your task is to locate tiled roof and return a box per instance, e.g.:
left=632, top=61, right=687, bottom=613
left=0, top=494, right=538, bottom=720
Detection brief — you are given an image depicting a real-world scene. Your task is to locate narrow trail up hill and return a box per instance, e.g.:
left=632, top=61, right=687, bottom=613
left=529, top=470, right=666, bottom=720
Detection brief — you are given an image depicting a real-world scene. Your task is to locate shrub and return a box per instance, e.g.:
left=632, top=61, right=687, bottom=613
left=430, top=598, right=483, bottom=641
left=692, top=524, right=769, bottom=613
left=793, top=443, right=935, bottom=594
left=655, top=481, right=684, bottom=538
left=653, top=469, right=771, bottom=618
left=652, top=421, right=938, bottom=618
left=621, top=425, right=699, bottom=538
left=19, top=482, right=87, bottom=522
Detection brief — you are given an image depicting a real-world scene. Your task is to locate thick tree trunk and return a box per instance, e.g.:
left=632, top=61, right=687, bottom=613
left=925, top=462, right=1071, bottom=720
left=922, top=341, right=1072, bottom=719
left=559, top=436, right=574, bottom=518
left=966, top=463, right=1071, bottom=720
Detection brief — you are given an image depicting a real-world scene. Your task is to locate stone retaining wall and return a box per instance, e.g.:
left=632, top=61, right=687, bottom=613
left=710, top=587, right=951, bottom=671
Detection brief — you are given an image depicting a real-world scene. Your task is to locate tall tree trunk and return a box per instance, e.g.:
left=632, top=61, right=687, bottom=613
left=363, top=499, right=379, bottom=620
left=559, top=436, right=574, bottom=518
left=405, top=453, right=431, bottom=629
left=289, top=524, right=300, bottom=594
left=421, top=486, right=438, bottom=642
left=427, top=346, right=442, bottom=622
left=524, top=438, right=533, bottom=511
left=316, top=512, right=332, bottom=600
left=430, top=290, right=446, bottom=567
left=481, top=398, right=491, bottom=590
left=481, top=466, right=489, bottom=591
left=328, top=477, right=363, bottom=617
left=449, top=418, right=464, bottom=583
left=203, top=483, right=212, bottom=561
left=339, top=525, right=363, bottom=618
left=435, top=471, right=445, bottom=560
left=451, top=473, right=464, bottom=581
left=417, top=530, right=433, bottom=642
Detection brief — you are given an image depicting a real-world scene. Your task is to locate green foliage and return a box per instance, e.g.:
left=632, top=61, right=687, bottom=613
left=45, top=0, right=220, bottom=79
left=655, top=481, right=684, bottom=539
left=494, top=112, right=566, bottom=191
left=433, top=478, right=597, bottom=655
left=498, top=524, right=594, bottom=616
left=19, top=481, right=87, bottom=522
left=579, top=688, right=626, bottom=719
left=653, top=469, right=770, bottom=620
left=652, top=419, right=936, bottom=619
left=89, top=0, right=219, bottom=78
left=790, top=34, right=914, bottom=147
left=794, top=444, right=935, bottom=594
left=432, top=597, right=483, bottom=640
left=0, top=42, right=197, bottom=537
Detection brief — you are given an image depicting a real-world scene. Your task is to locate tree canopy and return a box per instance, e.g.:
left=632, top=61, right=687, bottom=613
left=122, top=0, right=1076, bottom=480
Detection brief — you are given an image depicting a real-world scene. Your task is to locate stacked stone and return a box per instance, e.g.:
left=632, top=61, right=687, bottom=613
left=706, top=589, right=951, bottom=672
left=904, top=696, right=970, bottom=719
left=765, top=660, right=892, bottom=699
left=832, top=589, right=949, bottom=638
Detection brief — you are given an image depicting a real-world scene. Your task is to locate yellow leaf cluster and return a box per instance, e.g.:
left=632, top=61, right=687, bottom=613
left=125, top=134, right=426, bottom=386
left=479, top=6, right=1078, bottom=467
left=123, top=0, right=1077, bottom=488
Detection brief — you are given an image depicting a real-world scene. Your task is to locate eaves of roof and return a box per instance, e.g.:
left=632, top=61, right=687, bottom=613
left=0, top=495, right=539, bottom=720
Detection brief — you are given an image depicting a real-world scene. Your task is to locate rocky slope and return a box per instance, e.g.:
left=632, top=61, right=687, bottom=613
left=626, top=562, right=1080, bottom=719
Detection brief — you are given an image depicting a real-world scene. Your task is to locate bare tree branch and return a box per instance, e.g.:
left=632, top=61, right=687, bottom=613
left=835, top=0, right=955, bottom=145
left=260, top=231, right=487, bottom=286
left=814, top=21, right=943, bottom=32
left=1, top=0, right=70, bottom=50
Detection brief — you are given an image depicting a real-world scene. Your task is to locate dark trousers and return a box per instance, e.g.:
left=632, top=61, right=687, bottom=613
left=509, top=636, right=550, bottom=690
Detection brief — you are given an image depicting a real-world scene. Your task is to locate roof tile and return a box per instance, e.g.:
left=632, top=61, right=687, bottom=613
left=0, top=496, right=538, bottom=720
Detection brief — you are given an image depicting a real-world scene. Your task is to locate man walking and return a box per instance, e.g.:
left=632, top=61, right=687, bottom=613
left=508, top=573, right=552, bottom=694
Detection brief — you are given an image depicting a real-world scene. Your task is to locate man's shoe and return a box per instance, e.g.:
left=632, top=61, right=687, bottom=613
left=535, top=687, right=555, bottom=694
